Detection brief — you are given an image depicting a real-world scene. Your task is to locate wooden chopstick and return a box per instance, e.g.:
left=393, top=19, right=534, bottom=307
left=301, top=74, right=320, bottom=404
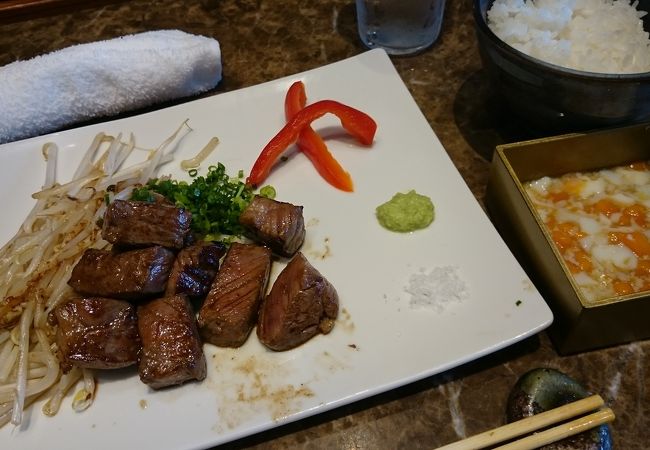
left=494, top=408, right=614, bottom=450
left=437, top=394, right=614, bottom=450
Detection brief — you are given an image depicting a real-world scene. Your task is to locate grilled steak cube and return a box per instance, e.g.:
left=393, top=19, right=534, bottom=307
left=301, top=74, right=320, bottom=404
left=102, top=199, right=191, bottom=249
left=54, top=297, right=140, bottom=373
left=68, top=246, right=175, bottom=300
left=239, top=195, right=305, bottom=257
left=257, top=253, right=338, bottom=351
left=165, top=242, right=226, bottom=297
left=137, top=294, right=206, bottom=389
left=198, top=243, right=272, bottom=347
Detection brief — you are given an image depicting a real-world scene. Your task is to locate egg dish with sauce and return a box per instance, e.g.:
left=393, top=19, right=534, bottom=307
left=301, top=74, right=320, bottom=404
left=525, top=161, right=650, bottom=303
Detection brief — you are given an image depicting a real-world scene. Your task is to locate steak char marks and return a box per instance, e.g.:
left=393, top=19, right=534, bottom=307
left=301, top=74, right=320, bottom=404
left=54, top=297, right=140, bottom=372
left=60, top=186, right=337, bottom=389
left=198, top=243, right=272, bottom=347
left=257, top=253, right=338, bottom=351
left=68, top=246, right=175, bottom=300
left=102, top=199, right=191, bottom=249
left=165, top=242, right=226, bottom=297
left=137, top=294, right=206, bottom=389
left=239, top=196, right=305, bottom=257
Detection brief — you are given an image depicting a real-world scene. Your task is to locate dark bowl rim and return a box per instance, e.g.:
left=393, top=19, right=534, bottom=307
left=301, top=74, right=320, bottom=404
left=473, top=0, right=650, bottom=81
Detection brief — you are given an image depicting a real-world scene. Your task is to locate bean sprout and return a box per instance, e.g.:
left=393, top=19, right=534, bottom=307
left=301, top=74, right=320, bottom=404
left=0, top=120, right=192, bottom=428
left=42, top=367, right=81, bottom=417
left=71, top=369, right=95, bottom=412
left=180, top=136, right=219, bottom=170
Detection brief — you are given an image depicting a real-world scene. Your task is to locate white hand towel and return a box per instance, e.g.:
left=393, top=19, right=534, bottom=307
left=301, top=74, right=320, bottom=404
left=0, top=29, right=222, bottom=144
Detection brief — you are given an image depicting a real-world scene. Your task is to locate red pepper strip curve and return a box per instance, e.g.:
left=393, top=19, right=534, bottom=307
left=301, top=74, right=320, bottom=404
left=285, top=81, right=354, bottom=192
left=247, top=99, right=377, bottom=188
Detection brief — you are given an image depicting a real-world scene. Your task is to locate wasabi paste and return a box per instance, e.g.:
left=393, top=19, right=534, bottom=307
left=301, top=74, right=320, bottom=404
left=376, top=190, right=434, bottom=232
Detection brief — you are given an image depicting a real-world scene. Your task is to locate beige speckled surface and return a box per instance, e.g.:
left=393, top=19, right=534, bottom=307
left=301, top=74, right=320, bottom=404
left=1, top=1, right=648, bottom=448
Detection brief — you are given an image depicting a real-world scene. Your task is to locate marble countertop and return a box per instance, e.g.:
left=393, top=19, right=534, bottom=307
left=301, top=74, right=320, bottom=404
left=1, top=1, right=648, bottom=448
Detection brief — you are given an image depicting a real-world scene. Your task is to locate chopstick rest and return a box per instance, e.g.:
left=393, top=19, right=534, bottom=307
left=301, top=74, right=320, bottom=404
left=437, top=394, right=614, bottom=450
left=0, top=30, right=222, bottom=144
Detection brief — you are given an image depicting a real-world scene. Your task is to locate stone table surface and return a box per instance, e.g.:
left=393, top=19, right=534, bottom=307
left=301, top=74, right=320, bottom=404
left=1, top=1, right=648, bottom=449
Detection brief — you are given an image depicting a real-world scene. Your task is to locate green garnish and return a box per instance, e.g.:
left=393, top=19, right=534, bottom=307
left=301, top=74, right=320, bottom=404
left=132, top=163, right=259, bottom=239
left=259, top=185, right=276, bottom=199
left=131, top=188, right=154, bottom=203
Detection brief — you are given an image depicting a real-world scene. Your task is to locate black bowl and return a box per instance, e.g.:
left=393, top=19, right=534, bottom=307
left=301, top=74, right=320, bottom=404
left=473, top=0, right=650, bottom=133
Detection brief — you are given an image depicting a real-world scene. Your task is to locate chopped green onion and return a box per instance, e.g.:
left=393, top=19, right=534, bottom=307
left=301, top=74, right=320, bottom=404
left=259, top=185, right=276, bottom=199
left=131, top=187, right=154, bottom=203
left=131, top=163, right=262, bottom=239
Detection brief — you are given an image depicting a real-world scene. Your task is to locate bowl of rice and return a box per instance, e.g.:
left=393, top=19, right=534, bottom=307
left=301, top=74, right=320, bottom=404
left=473, top=0, right=650, bottom=132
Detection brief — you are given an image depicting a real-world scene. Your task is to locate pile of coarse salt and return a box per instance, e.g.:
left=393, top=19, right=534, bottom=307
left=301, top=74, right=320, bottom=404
left=405, top=266, right=469, bottom=313
left=487, top=0, right=650, bottom=74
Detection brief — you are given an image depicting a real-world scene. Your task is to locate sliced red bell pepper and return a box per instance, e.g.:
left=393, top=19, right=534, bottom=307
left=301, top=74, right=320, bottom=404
left=285, top=81, right=354, bottom=192
left=247, top=97, right=377, bottom=188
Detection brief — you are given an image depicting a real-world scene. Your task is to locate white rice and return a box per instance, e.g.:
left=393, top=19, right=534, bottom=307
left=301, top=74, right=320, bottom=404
left=487, top=0, right=650, bottom=74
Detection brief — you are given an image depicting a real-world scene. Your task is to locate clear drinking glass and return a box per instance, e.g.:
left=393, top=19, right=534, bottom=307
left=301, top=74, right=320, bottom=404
left=355, top=0, right=446, bottom=55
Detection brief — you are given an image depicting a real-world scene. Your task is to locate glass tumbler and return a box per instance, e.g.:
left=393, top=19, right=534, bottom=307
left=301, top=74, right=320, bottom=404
left=355, top=0, right=446, bottom=55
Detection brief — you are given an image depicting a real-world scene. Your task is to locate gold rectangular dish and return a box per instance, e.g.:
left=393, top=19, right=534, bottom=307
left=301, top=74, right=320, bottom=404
left=487, top=122, right=650, bottom=354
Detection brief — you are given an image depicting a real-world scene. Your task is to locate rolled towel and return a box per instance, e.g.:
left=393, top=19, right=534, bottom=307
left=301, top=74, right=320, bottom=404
left=0, top=29, right=222, bottom=144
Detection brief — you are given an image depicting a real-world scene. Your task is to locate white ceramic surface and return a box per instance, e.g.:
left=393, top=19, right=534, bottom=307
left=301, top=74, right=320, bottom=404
left=0, top=49, right=553, bottom=450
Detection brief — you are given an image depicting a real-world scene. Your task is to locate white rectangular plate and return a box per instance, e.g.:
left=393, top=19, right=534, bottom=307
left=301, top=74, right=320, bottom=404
left=0, top=49, right=552, bottom=449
